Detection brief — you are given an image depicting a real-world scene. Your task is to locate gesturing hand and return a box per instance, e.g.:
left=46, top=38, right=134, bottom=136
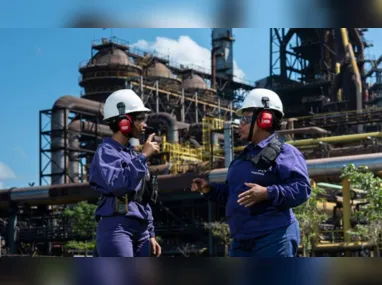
left=142, top=133, right=160, bottom=158
left=237, top=183, right=268, bottom=207
left=191, top=178, right=210, bottom=194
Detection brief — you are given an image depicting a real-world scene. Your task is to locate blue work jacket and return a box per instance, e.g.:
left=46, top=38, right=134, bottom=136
left=206, top=134, right=311, bottom=240
left=89, top=138, right=155, bottom=237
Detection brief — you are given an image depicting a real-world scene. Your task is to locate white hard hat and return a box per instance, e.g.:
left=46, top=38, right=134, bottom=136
left=235, top=88, right=284, bottom=117
left=103, top=89, right=151, bottom=120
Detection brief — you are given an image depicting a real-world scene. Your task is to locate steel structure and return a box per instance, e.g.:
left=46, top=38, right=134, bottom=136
left=2, top=29, right=382, bottom=256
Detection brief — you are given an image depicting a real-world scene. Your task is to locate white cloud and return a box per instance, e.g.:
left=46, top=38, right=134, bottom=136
left=0, top=162, right=16, bottom=189
left=130, top=35, right=246, bottom=82
left=142, top=9, right=212, bottom=28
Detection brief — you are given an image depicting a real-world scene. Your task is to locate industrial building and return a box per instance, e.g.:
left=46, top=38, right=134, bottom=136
left=1, top=28, right=382, bottom=257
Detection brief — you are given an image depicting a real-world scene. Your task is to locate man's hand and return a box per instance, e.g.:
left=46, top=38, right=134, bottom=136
left=142, top=133, right=160, bottom=158
left=150, top=237, right=162, bottom=257
left=191, top=178, right=210, bottom=194
left=237, top=183, right=268, bottom=207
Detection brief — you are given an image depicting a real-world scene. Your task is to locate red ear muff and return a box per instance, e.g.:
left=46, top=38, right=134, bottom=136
left=119, top=114, right=133, bottom=135
left=257, top=110, right=273, bottom=130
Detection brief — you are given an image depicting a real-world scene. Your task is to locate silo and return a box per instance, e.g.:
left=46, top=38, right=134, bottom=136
left=78, top=37, right=143, bottom=103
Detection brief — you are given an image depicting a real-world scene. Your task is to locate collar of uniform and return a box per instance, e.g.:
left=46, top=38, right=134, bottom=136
left=245, top=133, right=276, bottom=151
left=103, top=138, right=131, bottom=152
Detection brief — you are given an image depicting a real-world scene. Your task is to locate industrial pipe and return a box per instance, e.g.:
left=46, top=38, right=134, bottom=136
left=68, top=120, right=112, bottom=137
left=340, top=28, right=362, bottom=112
left=4, top=151, right=382, bottom=206
left=351, top=28, right=366, bottom=102
left=276, top=127, right=330, bottom=136
left=286, top=131, right=382, bottom=147
left=53, top=95, right=104, bottom=116
left=211, top=47, right=219, bottom=90
left=51, top=96, right=104, bottom=185
left=147, top=112, right=188, bottom=143
left=312, top=242, right=373, bottom=252
left=232, top=131, right=382, bottom=152
left=67, top=120, right=113, bottom=182
left=208, top=152, right=382, bottom=182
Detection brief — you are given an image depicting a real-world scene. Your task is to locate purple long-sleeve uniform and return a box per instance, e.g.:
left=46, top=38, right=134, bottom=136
left=205, top=134, right=311, bottom=241
left=89, top=138, right=155, bottom=237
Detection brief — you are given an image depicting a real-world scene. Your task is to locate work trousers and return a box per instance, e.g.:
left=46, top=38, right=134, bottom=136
left=96, top=216, right=151, bottom=257
left=229, top=220, right=300, bottom=257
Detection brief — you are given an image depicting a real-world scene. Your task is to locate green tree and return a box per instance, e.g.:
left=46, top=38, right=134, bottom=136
left=341, top=164, right=382, bottom=256
left=294, top=183, right=329, bottom=257
left=203, top=221, right=232, bottom=256
left=63, top=201, right=97, bottom=256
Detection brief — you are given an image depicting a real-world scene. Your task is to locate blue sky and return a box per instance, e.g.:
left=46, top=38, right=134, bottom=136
left=0, top=28, right=382, bottom=189
left=0, top=1, right=317, bottom=28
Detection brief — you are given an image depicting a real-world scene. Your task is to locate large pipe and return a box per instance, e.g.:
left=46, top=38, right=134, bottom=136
left=312, top=242, right=373, bottom=252
left=0, top=153, right=377, bottom=208
left=286, top=131, right=382, bottom=147
left=351, top=28, right=366, bottom=102
left=276, top=127, right=330, bottom=136
left=224, top=122, right=233, bottom=167
left=147, top=112, right=188, bottom=143
left=67, top=120, right=113, bottom=182
left=340, top=28, right=362, bottom=112
left=211, top=47, right=219, bottom=90
left=51, top=96, right=104, bottom=185
left=53, top=95, right=104, bottom=115
left=233, top=131, right=382, bottom=152
left=68, top=120, right=112, bottom=137
left=208, top=152, right=382, bottom=183
left=5, top=152, right=382, bottom=206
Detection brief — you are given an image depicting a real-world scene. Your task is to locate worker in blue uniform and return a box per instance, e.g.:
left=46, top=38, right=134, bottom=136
left=191, top=88, right=311, bottom=257
left=89, top=89, right=162, bottom=257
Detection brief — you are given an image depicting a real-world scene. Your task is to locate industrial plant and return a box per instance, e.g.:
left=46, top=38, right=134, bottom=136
left=1, top=28, right=382, bottom=257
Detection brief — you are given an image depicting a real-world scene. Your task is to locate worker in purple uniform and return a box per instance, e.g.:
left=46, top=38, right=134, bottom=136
left=89, top=89, right=162, bottom=257
left=191, top=88, right=311, bottom=257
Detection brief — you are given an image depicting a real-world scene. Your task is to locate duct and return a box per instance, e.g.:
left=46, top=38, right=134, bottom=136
left=147, top=113, right=184, bottom=143
left=51, top=96, right=104, bottom=185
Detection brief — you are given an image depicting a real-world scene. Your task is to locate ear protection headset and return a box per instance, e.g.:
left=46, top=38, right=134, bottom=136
left=117, top=102, right=133, bottom=135
left=257, top=97, right=273, bottom=130
left=247, top=96, right=274, bottom=141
